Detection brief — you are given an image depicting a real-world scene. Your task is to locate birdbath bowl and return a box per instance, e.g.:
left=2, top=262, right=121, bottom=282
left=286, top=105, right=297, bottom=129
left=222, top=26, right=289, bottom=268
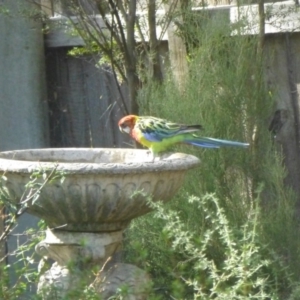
left=0, top=148, right=199, bottom=231
left=0, top=148, right=200, bottom=298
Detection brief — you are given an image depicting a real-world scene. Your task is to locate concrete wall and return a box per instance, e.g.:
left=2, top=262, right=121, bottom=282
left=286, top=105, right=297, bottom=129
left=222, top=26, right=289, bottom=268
left=0, top=0, right=49, bottom=150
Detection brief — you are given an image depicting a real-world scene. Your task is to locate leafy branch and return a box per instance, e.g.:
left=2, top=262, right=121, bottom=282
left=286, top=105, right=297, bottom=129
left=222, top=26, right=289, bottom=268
left=0, top=165, right=65, bottom=245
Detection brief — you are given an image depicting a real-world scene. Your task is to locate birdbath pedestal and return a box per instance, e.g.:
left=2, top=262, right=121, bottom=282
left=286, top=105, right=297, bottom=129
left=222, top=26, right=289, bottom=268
left=0, top=148, right=200, bottom=299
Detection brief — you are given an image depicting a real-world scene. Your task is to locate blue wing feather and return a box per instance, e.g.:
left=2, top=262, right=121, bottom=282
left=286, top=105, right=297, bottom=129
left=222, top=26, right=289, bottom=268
left=143, top=132, right=163, bottom=142
left=186, top=137, right=249, bottom=148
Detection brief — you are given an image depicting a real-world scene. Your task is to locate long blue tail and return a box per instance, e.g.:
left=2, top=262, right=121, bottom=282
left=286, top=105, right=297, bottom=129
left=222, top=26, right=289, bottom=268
left=185, top=137, right=249, bottom=148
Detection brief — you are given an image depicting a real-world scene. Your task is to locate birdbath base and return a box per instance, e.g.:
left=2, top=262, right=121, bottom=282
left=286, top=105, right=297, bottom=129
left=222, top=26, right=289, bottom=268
left=36, top=228, right=151, bottom=299
left=36, top=229, right=123, bottom=267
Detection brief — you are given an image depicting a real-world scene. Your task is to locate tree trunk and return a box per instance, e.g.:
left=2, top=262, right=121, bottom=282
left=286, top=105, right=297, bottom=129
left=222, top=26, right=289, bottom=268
left=265, top=34, right=300, bottom=218
left=148, top=0, right=164, bottom=83
left=125, top=0, right=139, bottom=114
left=0, top=206, right=5, bottom=265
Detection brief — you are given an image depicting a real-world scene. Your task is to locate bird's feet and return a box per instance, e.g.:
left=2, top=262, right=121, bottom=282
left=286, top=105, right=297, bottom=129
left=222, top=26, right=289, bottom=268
left=146, top=150, right=160, bottom=162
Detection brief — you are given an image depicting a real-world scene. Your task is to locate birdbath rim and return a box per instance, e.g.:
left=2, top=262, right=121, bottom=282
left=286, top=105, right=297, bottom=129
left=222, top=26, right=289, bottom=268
left=0, top=148, right=200, bottom=174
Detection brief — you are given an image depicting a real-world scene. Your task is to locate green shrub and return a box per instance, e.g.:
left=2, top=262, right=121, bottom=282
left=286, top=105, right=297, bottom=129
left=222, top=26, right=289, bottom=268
left=126, top=9, right=300, bottom=299
left=127, top=192, right=290, bottom=299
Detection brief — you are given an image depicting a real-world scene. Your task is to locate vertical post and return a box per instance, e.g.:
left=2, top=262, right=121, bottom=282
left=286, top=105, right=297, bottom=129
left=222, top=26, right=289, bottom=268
left=258, top=0, right=265, bottom=52
left=40, top=0, right=55, bottom=16
left=165, top=0, right=189, bottom=92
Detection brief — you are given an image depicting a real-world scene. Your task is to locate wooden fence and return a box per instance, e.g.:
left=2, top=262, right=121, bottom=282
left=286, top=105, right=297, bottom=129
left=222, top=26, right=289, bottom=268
left=42, top=1, right=131, bottom=149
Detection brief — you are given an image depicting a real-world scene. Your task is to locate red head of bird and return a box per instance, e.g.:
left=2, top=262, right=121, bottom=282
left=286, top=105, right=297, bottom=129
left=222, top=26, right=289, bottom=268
left=118, top=115, right=138, bottom=135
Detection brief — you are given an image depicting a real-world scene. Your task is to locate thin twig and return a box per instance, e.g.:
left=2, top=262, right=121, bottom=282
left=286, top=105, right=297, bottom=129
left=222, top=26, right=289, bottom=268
left=19, top=164, right=58, bottom=207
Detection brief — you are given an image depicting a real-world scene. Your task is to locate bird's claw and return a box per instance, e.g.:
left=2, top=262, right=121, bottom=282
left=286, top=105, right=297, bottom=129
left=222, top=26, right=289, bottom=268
left=146, top=150, right=157, bottom=162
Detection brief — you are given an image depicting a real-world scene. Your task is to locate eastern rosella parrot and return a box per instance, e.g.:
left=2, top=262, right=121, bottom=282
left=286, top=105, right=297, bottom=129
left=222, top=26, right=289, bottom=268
left=118, top=115, right=249, bottom=161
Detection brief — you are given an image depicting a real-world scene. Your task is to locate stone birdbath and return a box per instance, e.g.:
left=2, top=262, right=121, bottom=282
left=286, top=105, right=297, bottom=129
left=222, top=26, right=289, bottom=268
left=0, top=148, right=199, bottom=299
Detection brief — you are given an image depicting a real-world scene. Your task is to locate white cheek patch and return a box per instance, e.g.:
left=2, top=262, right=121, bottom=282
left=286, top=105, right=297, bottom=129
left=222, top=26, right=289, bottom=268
left=122, top=126, right=131, bottom=134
